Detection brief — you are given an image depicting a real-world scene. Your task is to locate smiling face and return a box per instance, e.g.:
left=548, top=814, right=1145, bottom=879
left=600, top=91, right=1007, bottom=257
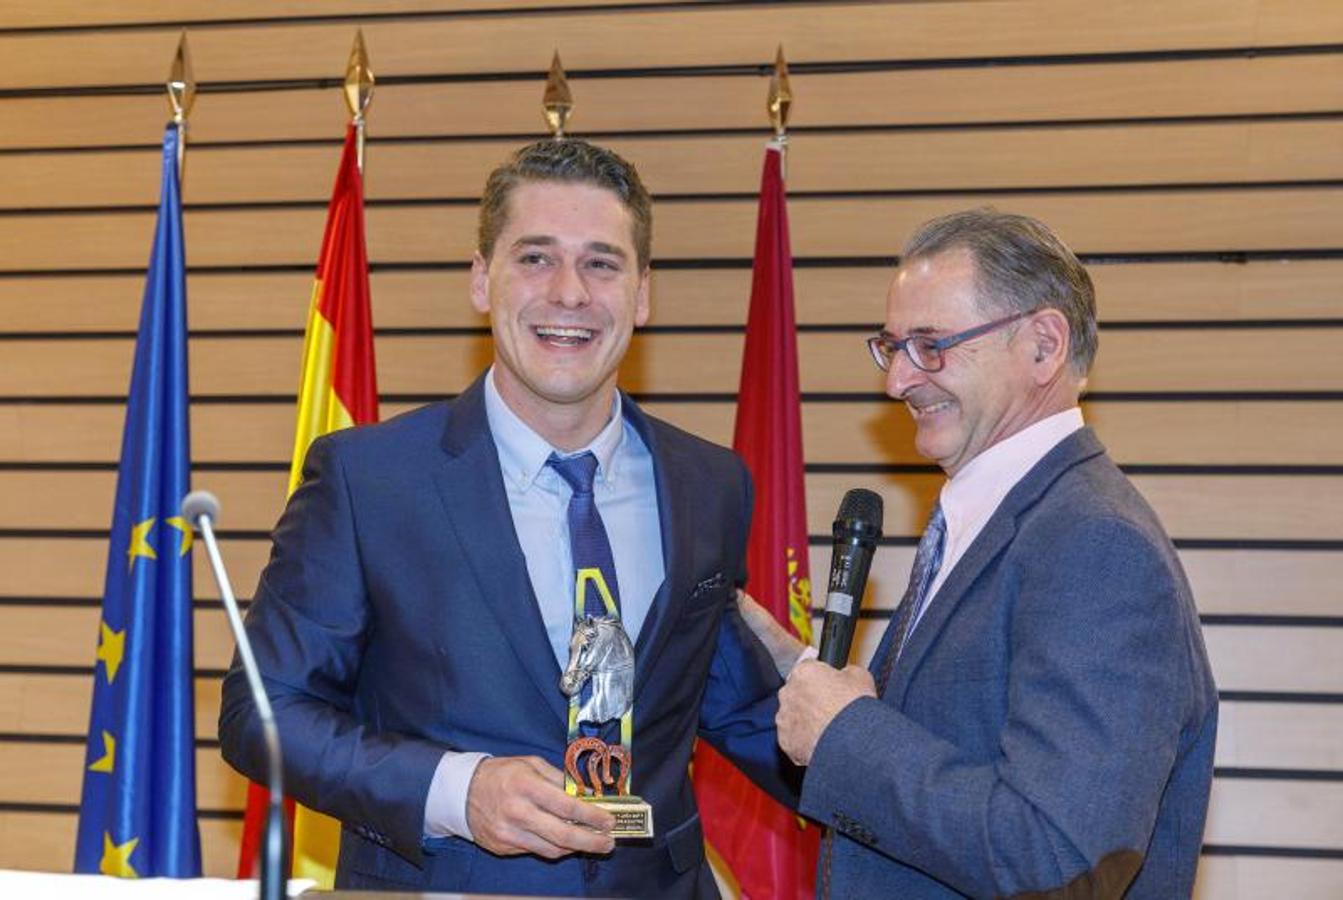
left=884, top=248, right=1042, bottom=476
left=470, top=179, right=650, bottom=445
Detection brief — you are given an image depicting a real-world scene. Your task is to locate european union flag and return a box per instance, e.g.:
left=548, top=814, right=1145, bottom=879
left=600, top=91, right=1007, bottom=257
left=74, top=124, right=201, bottom=878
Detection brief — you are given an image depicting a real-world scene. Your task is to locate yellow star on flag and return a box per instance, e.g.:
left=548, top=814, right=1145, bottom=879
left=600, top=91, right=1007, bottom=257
left=100, top=832, right=139, bottom=878
left=95, top=621, right=125, bottom=684
left=164, top=516, right=193, bottom=556
left=88, top=730, right=116, bottom=773
left=127, top=517, right=158, bottom=570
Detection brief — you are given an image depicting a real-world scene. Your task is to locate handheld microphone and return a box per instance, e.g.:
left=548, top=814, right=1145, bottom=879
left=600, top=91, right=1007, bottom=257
left=817, top=488, right=884, bottom=668
left=182, top=491, right=288, bottom=900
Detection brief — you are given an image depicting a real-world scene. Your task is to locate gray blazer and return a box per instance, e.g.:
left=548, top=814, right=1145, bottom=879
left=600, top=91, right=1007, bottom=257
left=800, top=428, right=1217, bottom=899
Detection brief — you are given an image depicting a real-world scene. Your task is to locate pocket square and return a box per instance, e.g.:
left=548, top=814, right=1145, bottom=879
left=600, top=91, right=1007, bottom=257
left=691, top=571, right=727, bottom=597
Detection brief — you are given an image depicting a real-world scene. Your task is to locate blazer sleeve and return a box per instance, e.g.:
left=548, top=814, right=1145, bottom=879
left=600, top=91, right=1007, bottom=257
left=218, top=436, right=448, bottom=866
left=696, top=457, right=803, bottom=810
left=800, top=514, right=1200, bottom=896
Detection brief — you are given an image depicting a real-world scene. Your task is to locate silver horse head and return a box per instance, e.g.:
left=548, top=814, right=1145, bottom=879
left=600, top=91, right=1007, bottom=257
left=560, top=615, right=635, bottom=725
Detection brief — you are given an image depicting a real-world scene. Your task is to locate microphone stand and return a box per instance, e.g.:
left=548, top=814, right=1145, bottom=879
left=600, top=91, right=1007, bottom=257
left=184, top=491, right=287, bottom=900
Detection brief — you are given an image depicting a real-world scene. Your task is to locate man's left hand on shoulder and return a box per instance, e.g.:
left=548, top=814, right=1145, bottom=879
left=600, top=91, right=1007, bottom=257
left=776, top=660, right=877, bottom=766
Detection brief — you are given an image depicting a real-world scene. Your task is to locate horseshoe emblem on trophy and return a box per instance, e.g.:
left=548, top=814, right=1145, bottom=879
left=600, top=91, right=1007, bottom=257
left=564, top=735, right=632, bottom=798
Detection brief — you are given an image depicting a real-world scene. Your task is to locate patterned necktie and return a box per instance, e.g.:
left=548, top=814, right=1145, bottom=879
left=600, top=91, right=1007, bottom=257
left=550, top=452, right=624, bottom=741
left=876, top=503, right=946, bottom=694
left=548, top=452, right=623, bottom=618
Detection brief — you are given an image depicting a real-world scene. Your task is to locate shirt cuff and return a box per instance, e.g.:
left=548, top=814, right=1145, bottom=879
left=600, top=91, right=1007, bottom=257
left=423, top=751, right=491, bottom=841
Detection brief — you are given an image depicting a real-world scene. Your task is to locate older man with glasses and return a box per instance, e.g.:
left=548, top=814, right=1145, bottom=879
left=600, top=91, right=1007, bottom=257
left=773, top=208, right=1218, bottom=899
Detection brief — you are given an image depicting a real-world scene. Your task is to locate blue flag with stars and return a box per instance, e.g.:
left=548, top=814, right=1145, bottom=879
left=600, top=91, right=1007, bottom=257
left=74, top=124, right=201, bottom=878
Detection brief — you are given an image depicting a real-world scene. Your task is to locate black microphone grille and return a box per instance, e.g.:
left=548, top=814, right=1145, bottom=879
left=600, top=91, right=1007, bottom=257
left=837, top=488, right=883, bottom=528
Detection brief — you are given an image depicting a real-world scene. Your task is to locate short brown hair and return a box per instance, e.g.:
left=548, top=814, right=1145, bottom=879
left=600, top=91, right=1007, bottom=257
left=904, top=207, right=1098, bottom=374
left=477, top=139, right=653, bottom=269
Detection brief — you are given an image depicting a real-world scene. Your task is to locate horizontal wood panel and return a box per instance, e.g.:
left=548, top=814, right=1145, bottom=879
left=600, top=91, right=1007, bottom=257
left=1216, top=702, right=1343, bottom=771
left=840, top=614, right=1341, bottom=695
left=0, top=673, right=223, bottom=741
left=1174, top=549, right=1343, bottom=618
left=0, top=0, right=679, bottom=29
left=0, top=808, right=1338, bottom=885
left=0, top=470, right=1338, bottom=541
left=6, top=674, right=1343, bottom=773
left=4, top=537, right=1335, bottom=620
left=1193, top=857, right=1343, bottom=900
left=805, top=472, right=1343, bottom=542
left=1204, top=779, right=1343, bottom=848
left=1202, top=628, right=1343, bottom=693
left=0, top=743, right=244, bottom=812
left=3, top=715, right=1342, bottom=826
left=14, top=120, right=1343, bottom=209
left=2, top=329, right=1340, bottom=397
left=4, top=398, right=1340, bottom=467
left=10, top=54, right=1343, bottom=150
left=4, top=258, right=1341, bottom=335
left=0, top=811, right=241, bottom=877
left=0, top=607, right=238, bottom=671
left=0, top=537, right=273, bottom=602
left=649, top=400, right=1343, bottom=467
left=5, top=2, right=1342, bottom=91
left=6, top=603, right=1341, bottom=694
left=8, top=190, right=1343, bottom=272
left=805, top=546, right=1343, bottom=621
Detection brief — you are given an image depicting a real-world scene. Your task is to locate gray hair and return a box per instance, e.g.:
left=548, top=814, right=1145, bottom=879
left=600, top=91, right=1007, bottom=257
left=903, top=208, right=1098, bottom=374
left=478, top=139, right=653, bottom=269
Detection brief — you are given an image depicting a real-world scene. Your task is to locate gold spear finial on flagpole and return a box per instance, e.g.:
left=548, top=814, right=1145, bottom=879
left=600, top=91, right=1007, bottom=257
left=767, top=45, right=793, bottom=178
left=166, top=31, right=196, bottom=182
left=344, top=29, right=376, bottom=172
left=768, top=44, right=793, bottom=140
left=543, top=51, right=574, bottom=138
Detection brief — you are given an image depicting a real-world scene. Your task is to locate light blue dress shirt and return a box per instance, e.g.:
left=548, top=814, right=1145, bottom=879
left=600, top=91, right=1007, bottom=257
left=423, top=368, right=665, bottom=840
left=484, top=368, right=664, bottom=664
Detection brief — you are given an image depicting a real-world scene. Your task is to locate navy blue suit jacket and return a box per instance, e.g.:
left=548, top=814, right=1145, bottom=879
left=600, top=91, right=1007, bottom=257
left=219, top=376, right=796, bottom=897
left=801, top=429, right=1217, bottom=899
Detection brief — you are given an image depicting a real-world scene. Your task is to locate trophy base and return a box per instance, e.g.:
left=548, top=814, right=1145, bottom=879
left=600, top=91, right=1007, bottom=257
left=582, top=794, right=653, bottom=838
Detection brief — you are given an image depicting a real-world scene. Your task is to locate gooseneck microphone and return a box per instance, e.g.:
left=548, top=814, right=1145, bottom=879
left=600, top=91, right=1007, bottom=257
left=817, top=488, right=885, bottom=668
left=181, top=491, right=288, bottom=900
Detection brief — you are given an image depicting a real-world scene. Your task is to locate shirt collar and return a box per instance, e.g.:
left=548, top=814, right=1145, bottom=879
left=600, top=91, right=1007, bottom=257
left=939, top=407, right=1085, bottom=540
left=484, top=366, right=626, bottom=492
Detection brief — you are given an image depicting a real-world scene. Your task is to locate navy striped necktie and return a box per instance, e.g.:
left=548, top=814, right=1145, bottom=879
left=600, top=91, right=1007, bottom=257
left=548, top=451, right=622, bottom=619
left=876, top=504, right=946, bottom=694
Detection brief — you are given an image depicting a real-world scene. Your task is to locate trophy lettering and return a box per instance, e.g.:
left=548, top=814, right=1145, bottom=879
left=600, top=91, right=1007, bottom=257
left=560, top=616, right=653, bottom=838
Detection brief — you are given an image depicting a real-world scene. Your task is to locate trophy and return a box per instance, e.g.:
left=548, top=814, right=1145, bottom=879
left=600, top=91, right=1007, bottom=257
left=560, top=616, right=653, bottom=838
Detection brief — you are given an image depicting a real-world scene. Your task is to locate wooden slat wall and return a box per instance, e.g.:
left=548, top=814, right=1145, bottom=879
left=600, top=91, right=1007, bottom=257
left=1, top=1, right=1340, bottom=895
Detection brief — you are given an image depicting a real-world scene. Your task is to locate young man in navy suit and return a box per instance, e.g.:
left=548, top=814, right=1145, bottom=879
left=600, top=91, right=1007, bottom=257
left=774, top=209, right=1217, bottom=898
left=220, top=139, right=795, bottom=896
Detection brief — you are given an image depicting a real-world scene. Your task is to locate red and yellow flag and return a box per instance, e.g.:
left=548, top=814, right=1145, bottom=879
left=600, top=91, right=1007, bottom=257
left=236, top=123, right=378, bottom=888
left=693, top=143, right=818, bottom=898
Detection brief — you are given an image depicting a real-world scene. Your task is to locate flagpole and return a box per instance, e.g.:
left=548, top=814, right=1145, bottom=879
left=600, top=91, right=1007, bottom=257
left=768, top=44, right=793, bottom=180
left=344, top=30, right=375, bottom=173
left=543, top=50, right=574, bottom=138
left=166, top=31, right=195, bottom=185
left=694, top=46, right=818, bottom=899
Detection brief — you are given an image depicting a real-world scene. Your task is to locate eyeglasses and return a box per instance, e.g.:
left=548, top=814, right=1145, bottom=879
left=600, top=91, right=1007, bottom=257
left=866, top=309, right=1036, bottom=373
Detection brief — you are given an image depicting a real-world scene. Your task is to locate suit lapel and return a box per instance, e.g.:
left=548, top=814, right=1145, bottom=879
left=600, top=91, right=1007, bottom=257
left=624, top=397, right=693, bottom=697
left=887, top=427, right=1108, bottom=704
left=430, top=376, right=567, bottom=723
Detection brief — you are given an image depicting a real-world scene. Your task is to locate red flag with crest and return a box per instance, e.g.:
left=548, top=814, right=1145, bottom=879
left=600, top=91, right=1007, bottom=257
left=693, top=142, right=818, bottom=899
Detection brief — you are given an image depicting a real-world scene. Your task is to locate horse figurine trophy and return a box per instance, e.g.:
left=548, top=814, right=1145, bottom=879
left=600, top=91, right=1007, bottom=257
left=560, top=615, right=652, bottom=837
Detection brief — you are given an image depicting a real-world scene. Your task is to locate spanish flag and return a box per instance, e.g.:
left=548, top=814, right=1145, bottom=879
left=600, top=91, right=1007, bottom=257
left=236, top=122, right=378, bottom=888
